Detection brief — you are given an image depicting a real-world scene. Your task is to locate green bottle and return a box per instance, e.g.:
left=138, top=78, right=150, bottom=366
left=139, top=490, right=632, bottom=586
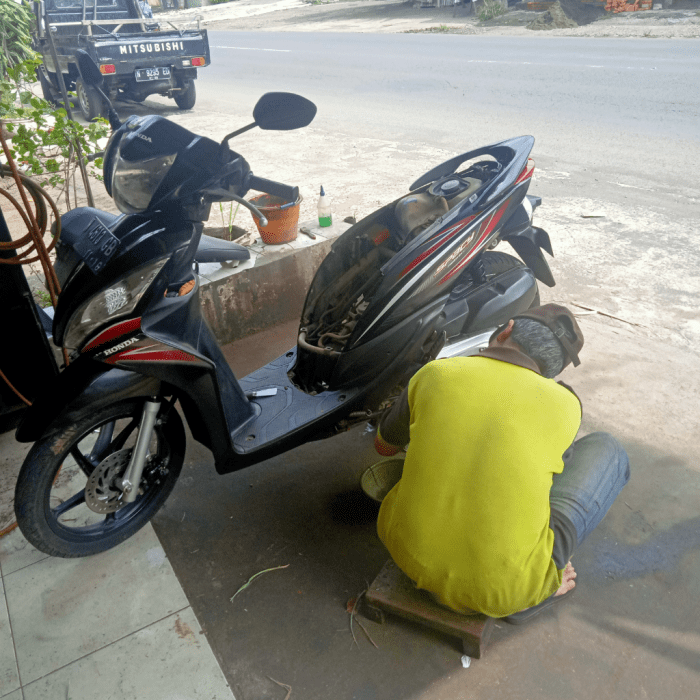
left=318, top=185, right=332, bottom=228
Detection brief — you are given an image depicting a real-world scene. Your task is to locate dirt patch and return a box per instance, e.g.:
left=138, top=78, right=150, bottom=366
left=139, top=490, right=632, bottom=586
left=528, top=2, right=579, bottom=30
left=174, top=616, right=197, bottom=642
left=528, top=0, right=606, bottom=30
left=478, top=9, right=539, bottom=27
left=557, top=0, right=608, bottom=25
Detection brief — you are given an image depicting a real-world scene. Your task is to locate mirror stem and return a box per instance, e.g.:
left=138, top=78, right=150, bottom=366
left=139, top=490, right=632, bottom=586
left=219, top=122, right=257, bottom=160
left=93, top=85, right=121, bottom=129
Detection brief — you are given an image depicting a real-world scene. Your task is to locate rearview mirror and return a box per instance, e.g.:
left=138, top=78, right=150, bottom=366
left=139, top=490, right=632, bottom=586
left=76, top=50, right=104, bottom=90
left=253, top=93, right=317, bottom=131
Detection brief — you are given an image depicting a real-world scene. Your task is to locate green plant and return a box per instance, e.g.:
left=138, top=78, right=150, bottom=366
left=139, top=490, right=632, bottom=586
left=1, top=57, right=108, bottom=207
left=219, top=201, right=240, bottom=239
left=32, top=287, right=53, bottom=308
left=478, top=0, right=507, bottom=21
left=0, top=0, right=34, bottom=77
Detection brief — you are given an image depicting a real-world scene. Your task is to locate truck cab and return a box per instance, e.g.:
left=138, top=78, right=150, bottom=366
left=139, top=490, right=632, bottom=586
left=32, top=0, right=210, bottom=120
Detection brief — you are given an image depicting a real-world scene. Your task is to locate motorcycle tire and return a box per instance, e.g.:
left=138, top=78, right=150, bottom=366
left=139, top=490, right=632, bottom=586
left=481, top=251, right=540, bottom=307
left=14, top=398, right=185, bottom=558
left=173, top=81, right=196, bottom=110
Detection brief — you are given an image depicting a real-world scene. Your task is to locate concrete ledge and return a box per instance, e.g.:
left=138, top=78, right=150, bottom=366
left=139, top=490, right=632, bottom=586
left=197, top=219, right=351, bottom=345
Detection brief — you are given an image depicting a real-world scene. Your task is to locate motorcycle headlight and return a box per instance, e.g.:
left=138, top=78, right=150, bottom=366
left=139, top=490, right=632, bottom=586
left=64, top=258, right=167, bottom=351
left=112, top=152, right=177, bottom=214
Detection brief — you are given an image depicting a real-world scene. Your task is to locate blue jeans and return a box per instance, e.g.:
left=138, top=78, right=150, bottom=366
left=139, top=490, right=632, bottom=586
left=549, top=432, right=630, bottom=567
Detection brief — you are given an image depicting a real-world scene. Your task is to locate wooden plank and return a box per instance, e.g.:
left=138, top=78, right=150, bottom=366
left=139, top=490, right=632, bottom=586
left=363, top=560, right=494, bottom=659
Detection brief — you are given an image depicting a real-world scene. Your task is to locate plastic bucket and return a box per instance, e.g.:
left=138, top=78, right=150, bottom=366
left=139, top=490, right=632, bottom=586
left=249, top=193, right=303, bottom=245
left=360, top=457, right=405, bottom=503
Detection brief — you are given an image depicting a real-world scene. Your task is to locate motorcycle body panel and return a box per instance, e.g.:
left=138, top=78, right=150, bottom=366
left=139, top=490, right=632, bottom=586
left=293, top=137, right=550, bottom=394
left=15, top=358, right=160, bottom=442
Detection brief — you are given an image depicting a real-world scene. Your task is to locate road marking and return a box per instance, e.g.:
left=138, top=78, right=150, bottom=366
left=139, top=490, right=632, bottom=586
left=463, top=60, right=658, bottom=70
left=212, top=46, right=291, bottom=53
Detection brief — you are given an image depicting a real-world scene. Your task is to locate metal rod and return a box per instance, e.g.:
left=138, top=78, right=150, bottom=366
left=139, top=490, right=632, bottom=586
left=121, top=399, right=161, bottom=504
left=43, top=10, right=95, bottom=208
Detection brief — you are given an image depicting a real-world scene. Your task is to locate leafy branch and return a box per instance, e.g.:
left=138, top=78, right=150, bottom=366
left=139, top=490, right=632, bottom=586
left=0, top=0, right=35, bottom=77
left=1, top=58, right=108, bottom=208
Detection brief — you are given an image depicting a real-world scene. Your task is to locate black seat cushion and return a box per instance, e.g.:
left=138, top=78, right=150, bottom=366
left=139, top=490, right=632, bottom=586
left=195, top=234, right=251, bottom=264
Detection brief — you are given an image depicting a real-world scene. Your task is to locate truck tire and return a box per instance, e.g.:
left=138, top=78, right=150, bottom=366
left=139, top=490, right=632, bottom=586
left=174, top=80, right=196, bottom=110
left=75, top=78, right=105, bottom=122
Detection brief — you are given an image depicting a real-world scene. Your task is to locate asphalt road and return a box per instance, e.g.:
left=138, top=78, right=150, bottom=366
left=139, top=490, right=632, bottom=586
left=201, top=32, right=699, bottom=188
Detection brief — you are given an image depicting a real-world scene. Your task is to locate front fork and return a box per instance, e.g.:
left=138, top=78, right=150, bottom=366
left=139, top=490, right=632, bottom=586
left=117, top=397, right=161, bottom=503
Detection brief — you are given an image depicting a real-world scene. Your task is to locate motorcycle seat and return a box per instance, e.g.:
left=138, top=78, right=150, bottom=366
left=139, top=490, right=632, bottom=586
left=195, top=234, right=251, bottom=264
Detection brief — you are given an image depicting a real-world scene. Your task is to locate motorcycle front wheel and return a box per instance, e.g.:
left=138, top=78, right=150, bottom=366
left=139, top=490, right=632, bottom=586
left=14, top=398, right=185, bottom=558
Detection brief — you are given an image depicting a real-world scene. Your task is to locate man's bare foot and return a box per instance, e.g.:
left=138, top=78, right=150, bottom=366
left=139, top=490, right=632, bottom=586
left=555, top=561, right=577, bottom=596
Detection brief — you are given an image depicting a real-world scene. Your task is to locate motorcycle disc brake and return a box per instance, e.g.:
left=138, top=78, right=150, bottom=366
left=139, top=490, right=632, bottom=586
left=84, top=449, right=133, bottom=514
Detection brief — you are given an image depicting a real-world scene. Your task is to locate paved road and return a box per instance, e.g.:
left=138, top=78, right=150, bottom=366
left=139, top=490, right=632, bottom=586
left=202, top=32, right=699, bottom=186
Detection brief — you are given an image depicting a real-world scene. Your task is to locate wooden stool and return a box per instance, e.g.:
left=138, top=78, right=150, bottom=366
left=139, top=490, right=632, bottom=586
left=362, top=559, right=494, bottom=659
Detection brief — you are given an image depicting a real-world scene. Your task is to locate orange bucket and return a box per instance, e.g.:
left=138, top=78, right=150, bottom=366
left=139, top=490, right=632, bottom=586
left=249, top=193, right=302, bottom=245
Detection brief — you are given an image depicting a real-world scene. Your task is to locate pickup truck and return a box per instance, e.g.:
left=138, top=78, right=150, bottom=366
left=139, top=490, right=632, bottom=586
left=31, top=0, right=211, bottom=120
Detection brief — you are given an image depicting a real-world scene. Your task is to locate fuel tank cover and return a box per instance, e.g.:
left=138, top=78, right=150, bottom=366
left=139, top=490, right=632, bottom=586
left=395, top=193, right=449, bottom=238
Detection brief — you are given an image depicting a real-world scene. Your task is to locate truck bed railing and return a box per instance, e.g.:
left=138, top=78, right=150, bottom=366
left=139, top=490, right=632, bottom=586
left=40, top=16, right=204, bottom=37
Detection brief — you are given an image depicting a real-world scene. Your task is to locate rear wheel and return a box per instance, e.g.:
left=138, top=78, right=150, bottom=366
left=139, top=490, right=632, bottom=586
left=173, top=80, right=196, bottom=110
left=14, top=398, right=185, bottom=558
left=75, top=77, right=105, bottom=122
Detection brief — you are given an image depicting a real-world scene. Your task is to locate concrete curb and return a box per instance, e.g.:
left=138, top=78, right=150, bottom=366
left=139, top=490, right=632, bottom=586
left=198, top=219, right=351, bottom=344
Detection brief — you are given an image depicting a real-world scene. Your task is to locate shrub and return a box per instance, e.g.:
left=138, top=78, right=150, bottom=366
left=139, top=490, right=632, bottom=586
left=1, top=58, right=108, bottom=205
left=0, top=0, right=35, bottom=77
left=478, top=0, right=507, bottom=21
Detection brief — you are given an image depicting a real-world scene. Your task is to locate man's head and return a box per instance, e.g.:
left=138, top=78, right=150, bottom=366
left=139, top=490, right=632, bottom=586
left=489, top=304, right=584, bottom=378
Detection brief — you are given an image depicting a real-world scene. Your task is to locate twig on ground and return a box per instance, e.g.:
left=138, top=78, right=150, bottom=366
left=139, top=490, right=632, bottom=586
left=348, top=590, right=378, bottom=649
left=571, top=302, right=647, bottom=329
left=355, top=615, right=379, bottom=649
left=349, top=595, right=360, bottom=647
left=267, top=676, right=292, bottom=700
left=230, top=564, right=290, bottom=603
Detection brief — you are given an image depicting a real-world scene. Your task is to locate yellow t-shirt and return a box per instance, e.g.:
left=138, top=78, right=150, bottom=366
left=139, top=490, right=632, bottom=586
left=377, top=356, right=582, bottom=618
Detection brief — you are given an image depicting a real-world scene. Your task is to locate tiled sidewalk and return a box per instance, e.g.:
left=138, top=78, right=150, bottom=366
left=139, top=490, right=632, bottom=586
left=0, top=521, right=234, bottom=700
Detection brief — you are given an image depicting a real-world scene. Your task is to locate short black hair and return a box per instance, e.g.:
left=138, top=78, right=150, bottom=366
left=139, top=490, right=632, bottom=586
left=510, top=319, right=566, bottom=378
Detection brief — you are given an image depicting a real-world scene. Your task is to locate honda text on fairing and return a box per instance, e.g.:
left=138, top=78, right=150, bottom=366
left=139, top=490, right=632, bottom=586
left=13, top=51, right=559, bottom=557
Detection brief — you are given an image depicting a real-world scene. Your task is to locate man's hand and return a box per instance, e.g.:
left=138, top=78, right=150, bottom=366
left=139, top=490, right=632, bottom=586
left=374, top=432, right=402, bottom=457
left=555, top=561, right=577, bottom=596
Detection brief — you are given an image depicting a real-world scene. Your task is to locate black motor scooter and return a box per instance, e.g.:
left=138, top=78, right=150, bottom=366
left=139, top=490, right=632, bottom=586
left=14, top=52, right=557, bottom=557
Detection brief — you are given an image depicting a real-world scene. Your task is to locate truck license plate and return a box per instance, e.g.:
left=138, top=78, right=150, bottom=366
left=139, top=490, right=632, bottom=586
left=135, top=67, right=170, bottom=82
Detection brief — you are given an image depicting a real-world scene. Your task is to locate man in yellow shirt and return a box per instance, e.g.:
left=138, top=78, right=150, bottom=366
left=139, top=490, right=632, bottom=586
left=374, top=304, right=630, bottom=623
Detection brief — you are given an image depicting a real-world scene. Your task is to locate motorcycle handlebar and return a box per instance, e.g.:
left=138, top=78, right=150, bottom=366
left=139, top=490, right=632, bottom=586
left=247, top=175, right=299, bottom=204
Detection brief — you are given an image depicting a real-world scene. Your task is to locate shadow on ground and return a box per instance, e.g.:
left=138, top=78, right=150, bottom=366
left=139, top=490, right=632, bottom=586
left=153, top=321, right=700, bottom=700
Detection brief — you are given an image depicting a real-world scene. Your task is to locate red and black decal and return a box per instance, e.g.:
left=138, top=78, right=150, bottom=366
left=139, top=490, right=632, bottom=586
left=515, top=158, right=535, bottom=186
left=103, top=338, right=204, bottom=366
left=82, top=317, right=142, bottom=353
left=400, top=216, right=476, bottom=279
left=438, top=201, right=511, bottom=285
